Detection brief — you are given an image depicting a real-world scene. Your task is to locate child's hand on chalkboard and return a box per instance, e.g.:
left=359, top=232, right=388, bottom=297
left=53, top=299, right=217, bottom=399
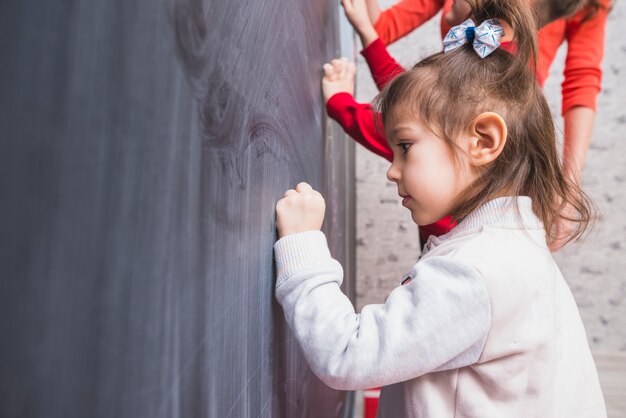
left=342, top=0, right=379, bottom=48
left=322, top=58, right=356, bottom=104
left=276, top=182, right=326, bottom=238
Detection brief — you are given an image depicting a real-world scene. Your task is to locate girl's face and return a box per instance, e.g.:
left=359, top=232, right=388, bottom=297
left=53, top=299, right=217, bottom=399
left=386, top=118, right=477, bottom=226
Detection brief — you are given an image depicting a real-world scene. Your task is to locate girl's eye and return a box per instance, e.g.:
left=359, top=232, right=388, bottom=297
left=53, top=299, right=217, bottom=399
left=399, top=142, right=411, bottom=153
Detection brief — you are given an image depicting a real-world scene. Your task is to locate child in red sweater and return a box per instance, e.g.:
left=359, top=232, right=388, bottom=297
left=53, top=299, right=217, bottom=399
left=326, top=0, right=609, bottom=248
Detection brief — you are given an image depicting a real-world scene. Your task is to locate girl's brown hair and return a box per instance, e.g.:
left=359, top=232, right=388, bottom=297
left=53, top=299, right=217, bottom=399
left=580, top=0, right=611, bottom=23
left=543, top=0, right=611, bottom=24
left=375, top=0, right=595, bottom=246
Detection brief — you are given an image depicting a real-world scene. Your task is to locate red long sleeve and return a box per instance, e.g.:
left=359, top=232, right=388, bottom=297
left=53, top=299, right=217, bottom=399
left=537, top=4, right=608, bottom=114
left=324, top=39, right=403, bottom=161
left=360, top=38, right=406, bottom=91
left=561, top=5, right=608, bottom=114
left=373, top=0, right=445, bottom=45
left=326, top=92, right=393, bottom=161
left=325, top=39, right=404, bottom=162
left=536, top=20, right=565, bottom=86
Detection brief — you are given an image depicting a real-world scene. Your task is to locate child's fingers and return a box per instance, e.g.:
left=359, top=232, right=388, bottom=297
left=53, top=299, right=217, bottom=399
left=338, top=58, right=353, bottom=81
left=284, top=189, right=297, bottom=197
left=296, top=182, right=313, bottom=193
left=323, top=63, right=334, bottom=77
left=339, top=57, right=350, bottom=78
left=338, top=62, right=347, bottom=80
left=341, top=0, right=353, bottom=15
left=331, top=58, right=346, bottom=74
left=348, top=61, right=357, bottom=77
left=331, top=58, right=342, bottom=71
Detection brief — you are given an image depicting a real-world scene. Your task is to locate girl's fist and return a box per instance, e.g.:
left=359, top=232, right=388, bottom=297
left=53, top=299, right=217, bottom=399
left=276, top=182, right=326, bottom=238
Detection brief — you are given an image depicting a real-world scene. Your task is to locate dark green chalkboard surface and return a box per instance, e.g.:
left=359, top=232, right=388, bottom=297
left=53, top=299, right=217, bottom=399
left=0, top=0, right=355, bottom=416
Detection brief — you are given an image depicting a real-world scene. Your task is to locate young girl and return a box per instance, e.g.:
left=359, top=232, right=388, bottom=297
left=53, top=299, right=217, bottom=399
left=326, top=0, right=610, bottom=249
left=274, top=1, right=605, bottom=415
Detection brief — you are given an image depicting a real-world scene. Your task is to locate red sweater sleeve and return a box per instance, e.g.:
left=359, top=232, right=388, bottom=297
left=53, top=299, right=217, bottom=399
left=536, top=19, right=566, bottom=86
left=561, top=4, right=609, bottom=114
left=326, top=92, right=393, bottom=162
left=360, top=38, right=406, bottom=91
left=373, top=0, right=445, bottom=45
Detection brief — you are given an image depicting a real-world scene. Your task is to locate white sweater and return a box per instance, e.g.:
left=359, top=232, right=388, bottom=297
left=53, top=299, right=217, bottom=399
left=273, top=197, right=606, bottom=417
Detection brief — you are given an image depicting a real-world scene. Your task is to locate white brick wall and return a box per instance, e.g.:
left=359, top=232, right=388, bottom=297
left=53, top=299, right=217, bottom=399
left=354, top=2, right=626, bottom=352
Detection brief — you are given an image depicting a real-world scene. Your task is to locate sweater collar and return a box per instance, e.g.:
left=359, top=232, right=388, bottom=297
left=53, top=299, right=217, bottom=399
left=424, top=196, right=543, bottom=250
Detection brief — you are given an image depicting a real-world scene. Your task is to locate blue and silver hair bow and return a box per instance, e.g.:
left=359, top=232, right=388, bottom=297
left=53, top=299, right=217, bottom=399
left=443, top=18, right=504, bottom=59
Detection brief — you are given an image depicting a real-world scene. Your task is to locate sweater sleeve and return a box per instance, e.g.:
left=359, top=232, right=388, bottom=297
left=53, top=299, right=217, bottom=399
left=326, top=92, right=393, bottom=162
left=273, top=231, right=491, bottom=391
left=536, top=19, right=566, bottom=87
left=360, top=38, right=406, bottom=91
left=561, top=4, right=609, bottom=114
left=374, top=0, right=445, bottom=45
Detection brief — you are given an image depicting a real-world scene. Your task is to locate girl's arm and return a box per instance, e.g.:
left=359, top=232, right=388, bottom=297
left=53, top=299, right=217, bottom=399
left=373, top=0, right=445, bottom=45
left=561, top=6, right=608, bottom=196
left=365, top=0, right=381, bottom=24
left=562, top=107, right=595, bottom=184
left=550, top=107, right=596, bottom=251
left=273, top=231, right=491, bottom=390
left=327, top=93, right=393, bottom=161
left=323, top=58, right=393, bottom=161
left=361, top=39, right=405, bottom=91
left=558, top=1, right=608, bottom=177
left=342, top=0, right=380, bottom=49
left=342, top=0, right=406, bottom=90
left=561, top=3, right=608, bottom=118
left=548, top=3, right=608, bottom=251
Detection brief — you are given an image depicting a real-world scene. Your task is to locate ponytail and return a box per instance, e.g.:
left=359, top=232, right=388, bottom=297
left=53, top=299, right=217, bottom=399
left=468, top=0, right=538, bottom=77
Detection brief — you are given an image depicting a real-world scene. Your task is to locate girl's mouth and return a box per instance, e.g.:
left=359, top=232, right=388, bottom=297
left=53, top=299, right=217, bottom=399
left=402, top=196, right=412, bottom=207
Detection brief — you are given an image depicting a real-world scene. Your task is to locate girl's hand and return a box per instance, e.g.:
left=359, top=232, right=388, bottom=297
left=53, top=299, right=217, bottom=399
left=322, top=57, right=356, bottom=104
left=276, top=182, right=326, bottom=238
left=444, top=0, right=472, bottom=26
left=341, top=0, right=379, bottom=47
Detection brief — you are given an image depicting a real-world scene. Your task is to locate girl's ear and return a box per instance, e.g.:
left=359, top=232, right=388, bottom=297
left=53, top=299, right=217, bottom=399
left=464, top=112, right=508, bottom=167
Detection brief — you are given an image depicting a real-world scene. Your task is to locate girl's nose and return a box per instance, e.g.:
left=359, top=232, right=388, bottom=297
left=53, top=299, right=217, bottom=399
left=387, top=162, right=400, bottom=183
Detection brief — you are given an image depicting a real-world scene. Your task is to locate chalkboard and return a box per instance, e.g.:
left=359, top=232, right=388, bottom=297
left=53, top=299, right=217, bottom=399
left=0, top=0, right=355, bottom=417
